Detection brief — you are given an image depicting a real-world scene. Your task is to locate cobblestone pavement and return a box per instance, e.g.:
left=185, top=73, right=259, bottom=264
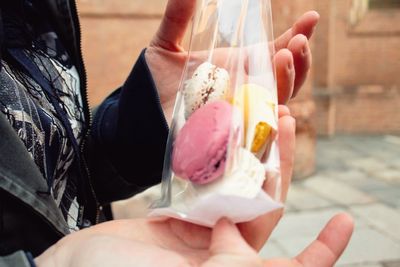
left=259, top=135, right=400, bottom=266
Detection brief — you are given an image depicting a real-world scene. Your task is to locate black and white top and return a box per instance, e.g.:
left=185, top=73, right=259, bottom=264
left=0, top=0, right=85, bottom=231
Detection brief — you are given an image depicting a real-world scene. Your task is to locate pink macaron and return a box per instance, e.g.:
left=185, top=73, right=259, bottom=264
left=172, top=101, right=233, bottom=184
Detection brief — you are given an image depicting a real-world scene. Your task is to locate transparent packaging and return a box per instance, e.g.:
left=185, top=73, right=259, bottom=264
left=150, top=0, right=282, bottom=227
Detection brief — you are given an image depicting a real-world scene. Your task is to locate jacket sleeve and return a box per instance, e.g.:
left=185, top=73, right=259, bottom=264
left=88, top=49, right=169, bottom=204
left=0, top=251, right=35, bottom=267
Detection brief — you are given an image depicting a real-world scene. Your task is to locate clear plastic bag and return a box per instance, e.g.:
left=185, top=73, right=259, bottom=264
left=149, top=0, right=282, bottom=227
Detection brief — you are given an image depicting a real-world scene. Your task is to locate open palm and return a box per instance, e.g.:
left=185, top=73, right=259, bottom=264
left=36, top=213, right=353, bottom=267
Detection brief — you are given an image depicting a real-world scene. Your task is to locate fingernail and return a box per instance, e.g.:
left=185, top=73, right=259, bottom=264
left=302, top=45, right=308, bottom=57
left=220, top=217, right=234, bottom=226
left=226, top=218, right=234, bottom=225
left=311, top=25, right=317, bottom=36
left=287, top=61, right=293, bottom=71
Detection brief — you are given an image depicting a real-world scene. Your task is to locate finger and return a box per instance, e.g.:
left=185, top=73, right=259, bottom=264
left=151, top=0, right=196, bottom=51
left=210, top=219, right=256, bottom=255
left=238, top=115, right=295, bottom=251
left=277, top=115, right=296, bottom=202
left=287, top=34, right=312, bottom=97
left=295, top=213, right=354, bottom=267
left=275, top=49, right=295, bottom=104
left=274, top=11, right=320, bottom=51
left=238, top=208, right=284, bottom=252
left=278, top=105, right=291, bottom=117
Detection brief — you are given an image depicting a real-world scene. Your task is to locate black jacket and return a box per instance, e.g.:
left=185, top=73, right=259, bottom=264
left=0, top=0, right=168, bottom=264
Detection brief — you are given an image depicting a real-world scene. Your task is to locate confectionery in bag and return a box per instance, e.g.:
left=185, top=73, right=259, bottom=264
left=150, top=0, right=282, bottom=227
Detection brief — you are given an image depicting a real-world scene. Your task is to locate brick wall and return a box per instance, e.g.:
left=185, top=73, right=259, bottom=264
left=335, top=86, right=400, bottom=134
left=78, top=0, right=166, bottom=106
left=314, top=0, right=400, bottom=135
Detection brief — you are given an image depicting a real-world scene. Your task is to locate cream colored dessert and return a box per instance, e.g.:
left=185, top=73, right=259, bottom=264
left=183, top=62, right=230, bottom=119
left=193, top=148, right=265, bottom=199
left=234, top=84, right=277, bottom=159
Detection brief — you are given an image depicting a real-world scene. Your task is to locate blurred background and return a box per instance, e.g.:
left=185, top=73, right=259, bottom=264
left=77, top=0, right=400, bottom=266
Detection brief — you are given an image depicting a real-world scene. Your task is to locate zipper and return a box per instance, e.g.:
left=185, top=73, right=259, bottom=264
left=69, top=0, right=101, bottom=224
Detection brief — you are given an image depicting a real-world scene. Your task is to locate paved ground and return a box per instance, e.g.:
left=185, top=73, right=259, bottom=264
left=259, top=135, right=400, bottom=266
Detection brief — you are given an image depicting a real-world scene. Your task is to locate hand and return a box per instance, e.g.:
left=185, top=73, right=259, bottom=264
left=263, top=213, right=354, bottom=267
left=144, top=2, right=318, bottom=250
left=145, top=0, right=319, bottom=121
left=35, top=213, right=353, bottom=267
left=207, top=213, right=354, bottom=267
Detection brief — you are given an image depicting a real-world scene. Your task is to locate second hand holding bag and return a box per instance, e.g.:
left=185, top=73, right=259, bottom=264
left=150, top=0, right=282, bottom=227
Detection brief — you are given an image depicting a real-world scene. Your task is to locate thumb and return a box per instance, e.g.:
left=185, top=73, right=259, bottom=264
left=210, top=219, right=256, bottom=256
left=151, top=0, right=196, bottom=52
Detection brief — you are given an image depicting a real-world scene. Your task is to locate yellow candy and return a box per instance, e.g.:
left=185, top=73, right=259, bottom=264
left=233, top=84, right=276, bottom=155
left=251, top=122, right=272, bottom=153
